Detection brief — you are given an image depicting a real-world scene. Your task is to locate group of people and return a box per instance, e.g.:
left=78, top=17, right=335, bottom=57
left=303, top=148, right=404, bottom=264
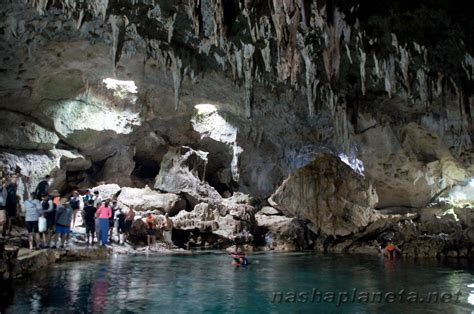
left=0, top=174, right=135, bottom=249
left=0, top=173, right=177, bottom=251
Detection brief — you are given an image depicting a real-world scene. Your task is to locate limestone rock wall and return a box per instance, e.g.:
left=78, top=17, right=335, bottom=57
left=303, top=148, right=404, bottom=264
left=0, top=0, right=472, bottom=211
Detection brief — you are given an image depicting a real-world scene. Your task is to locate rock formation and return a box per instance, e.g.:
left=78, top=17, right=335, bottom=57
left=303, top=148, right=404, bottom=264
left=117, top=186, right=186, bottom=216
left=269, top=154, right=380, bottom=237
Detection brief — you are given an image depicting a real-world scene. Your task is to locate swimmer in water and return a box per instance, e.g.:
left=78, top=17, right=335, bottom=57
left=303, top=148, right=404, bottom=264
left=383, top=240, right=402, bottom=259
left=229, top=251, right=249, bottom=266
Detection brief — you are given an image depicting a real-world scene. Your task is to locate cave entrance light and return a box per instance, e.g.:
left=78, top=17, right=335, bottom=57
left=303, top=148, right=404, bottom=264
left=102, top=78, right=138, bottom=103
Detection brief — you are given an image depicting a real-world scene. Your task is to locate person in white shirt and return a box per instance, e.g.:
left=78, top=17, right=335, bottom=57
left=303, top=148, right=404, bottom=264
left=23, top=192, right=43, bottom=250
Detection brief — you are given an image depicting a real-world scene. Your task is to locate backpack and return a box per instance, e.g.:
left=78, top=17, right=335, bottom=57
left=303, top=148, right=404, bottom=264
left=70, top=198, right=80, bottom=210
left=42, top=199, right=56, bottom=219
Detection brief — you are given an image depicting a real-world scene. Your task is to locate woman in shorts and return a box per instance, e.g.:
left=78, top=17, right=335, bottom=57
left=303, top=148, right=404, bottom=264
left=23, top=192, right=43, bottom=250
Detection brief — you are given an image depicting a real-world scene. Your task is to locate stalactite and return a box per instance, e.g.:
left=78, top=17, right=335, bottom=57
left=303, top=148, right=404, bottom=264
left=417, top=68, right=428, bottom=106
left=261, top=39, right=272, bottom=72
left=358, top=48, right=366, bottom=96
left=110, top=15, right=128, bottom=70
left=32, top=0, right=49, bottom=16
left=169, top=52, right=183, bottom=111
left=243, top=43, right=255, bottom=119
left=299, top=33, right=319, bottom=117
left=373, top=53, right=382, bottom=80
left=321, top=8, right=351, bottom=81
left=383, top=55, right=396, bottom=98
left=231, top=141, right=243, bottom=182
left=166, top=13, right=176, bottom=43
left=399, top=46, right=410, bottom=96
left=76, top=9, right=84, bottom=30
left=345, top=43, right=353, bottom=64
left=89, top=0, right=109, bottom=23
left=235, top=46, right=243, bottom=80
left=184, top=0, right=200, bottom=36
left=463, top=53, right=474, bottom=80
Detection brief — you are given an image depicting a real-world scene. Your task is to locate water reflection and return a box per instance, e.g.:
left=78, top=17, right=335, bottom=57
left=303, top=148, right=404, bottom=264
left=3, top=253, right=474, bottom=313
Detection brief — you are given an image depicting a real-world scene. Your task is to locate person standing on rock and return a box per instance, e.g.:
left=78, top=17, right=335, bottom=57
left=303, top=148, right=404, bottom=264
left=4, top=175, right=19, bottom=237
left=69, top=191, right=82, bottom=229
left=54, top=201, right=73, bottom=249
left=146, top=212, right=158, bottom=250
left=34, top=175, right=51, bottom=200
left=162, top=213, right=173, bottom=247
left=93, top=191, right=102, bottom=208
left=83, top=189, right=93, bottom=205
left=123, top=206, right=135, bottom=244
left=0, top=178, right=7, bottom=237
left=23, top=192, right=43, bottom=250
left=109, top=200, right=119, bottom=243
left=115, top=206, right=126, bottom=244
left=41, top=192, right=57, bottom=248
left=96, top=201, right=112, bottom=246
left=83, top=200, right=97, bottom=245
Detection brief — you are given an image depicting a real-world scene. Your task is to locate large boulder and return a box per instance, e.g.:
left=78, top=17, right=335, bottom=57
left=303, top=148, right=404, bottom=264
left=98, top=146, right=135, bottom=186
left=117, top=186, right=186, bottom=215
left=269, top=154, right=380, bottom=237
left=356, top=121, right=468, bottom=208
left=154, top=146, right=222, bottom=206
left=255, top=212, right=309, bottom=251
left=91, top=184, right=121, bottom=199
left=56, top=149, right=92, bottom=172
left=172, top=202, right=255, bottom=241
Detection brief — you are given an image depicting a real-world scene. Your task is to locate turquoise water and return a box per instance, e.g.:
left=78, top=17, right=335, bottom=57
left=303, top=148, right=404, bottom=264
left=3, top=252, right=474, bottom=313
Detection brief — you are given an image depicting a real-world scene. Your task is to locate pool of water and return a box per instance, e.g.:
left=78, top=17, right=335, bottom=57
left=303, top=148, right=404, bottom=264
left=2, top=252, right=474, bottom=313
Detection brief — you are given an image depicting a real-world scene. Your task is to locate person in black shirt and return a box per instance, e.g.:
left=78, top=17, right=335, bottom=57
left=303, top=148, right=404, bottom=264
left=116, top=207, right=126, bottom=244
left=34, top=175, right=50, bottom=200
left=4, top=175, right=18, bottom=236
left=82, top=200, right=96, bottom=245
